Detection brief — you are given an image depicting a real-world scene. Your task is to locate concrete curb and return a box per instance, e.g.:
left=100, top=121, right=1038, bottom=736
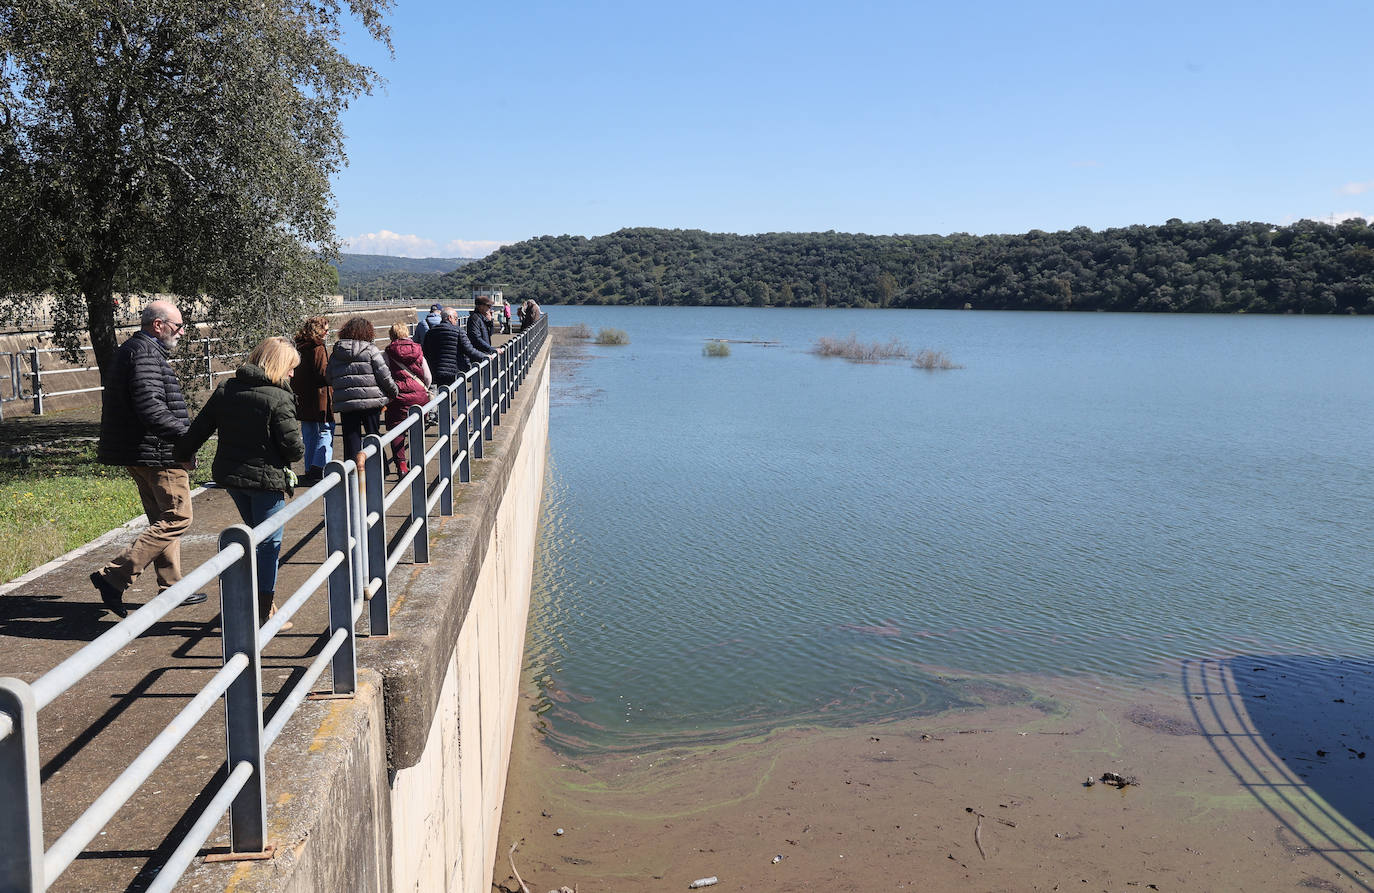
left=0, top=485, right=209, bottom=596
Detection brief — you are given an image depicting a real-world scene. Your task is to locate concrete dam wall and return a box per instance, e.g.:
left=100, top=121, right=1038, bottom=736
left=183, top=341, right=549, bottom=893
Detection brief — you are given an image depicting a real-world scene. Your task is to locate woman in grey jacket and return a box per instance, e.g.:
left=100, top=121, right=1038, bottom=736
left=326, top=317, right=399, bottom=461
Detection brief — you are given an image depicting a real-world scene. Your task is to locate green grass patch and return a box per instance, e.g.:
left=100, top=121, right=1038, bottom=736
left=0, top=438, right=217, bottom=582
left=595, top=327, right=630, bottom=345
left=702, top=340, right=731, bottom=357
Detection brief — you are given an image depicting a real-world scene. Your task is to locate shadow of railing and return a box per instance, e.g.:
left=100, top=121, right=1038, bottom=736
left=1183, top=655, right=1374, bottom=890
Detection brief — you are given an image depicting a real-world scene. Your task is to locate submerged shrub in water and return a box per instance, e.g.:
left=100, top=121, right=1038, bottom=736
left=568, top=323, right=593, bottom=339
left=811, top=334, right=910, bottom=363
left=702, top=340, right=730, bottom=357
left=913, top=349, right=962, bottom=370
left=595, top=328, right=629, bottom=345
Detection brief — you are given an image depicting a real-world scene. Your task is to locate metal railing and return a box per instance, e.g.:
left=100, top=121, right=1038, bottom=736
left=0, top=315, right=548, bottom=892
left=1, top=308, right=468, bottom=417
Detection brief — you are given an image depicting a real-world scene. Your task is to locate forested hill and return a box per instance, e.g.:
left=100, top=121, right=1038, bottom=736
left=437, top=220, right=1374, bottom=314
left=334, top=253, right=475, bottom=302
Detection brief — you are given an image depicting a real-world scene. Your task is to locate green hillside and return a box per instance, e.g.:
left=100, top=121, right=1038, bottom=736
left=335, top=253, right=476, bottom=301
left=435, top=220, right=1374, bottom=314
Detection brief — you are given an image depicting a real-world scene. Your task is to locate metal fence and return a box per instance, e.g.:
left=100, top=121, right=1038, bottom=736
left=0, top=314, right=548, bottom=892
left=0, top=311, right=469, bottom=418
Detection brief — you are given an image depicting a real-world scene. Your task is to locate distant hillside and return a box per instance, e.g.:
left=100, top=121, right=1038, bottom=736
left=336, top=254, right=473, bottom=276
left=436, top=221, right=1374, bottom=314
left=335, top=253, right=477, bottom=302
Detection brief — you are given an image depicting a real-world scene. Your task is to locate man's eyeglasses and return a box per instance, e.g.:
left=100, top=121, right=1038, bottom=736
left=163, top=320, right=185, bottom=334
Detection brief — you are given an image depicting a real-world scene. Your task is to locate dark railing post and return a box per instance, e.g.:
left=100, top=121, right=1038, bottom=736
left=323, top=461, right=357, bottom=695
left=218, top=525, right=267, bottom=855
left=504, top=344, right=514, bottom=407
left=407, top=406, right=429, bottom=564
left=489, top=354, right=500, bottom=436
left=455, top=378, right=472, bottom=481
left=491, top=351, right=503, bottom=427
left=467, top=370, right=483, bottom=460
left=437, top=387, right=454, bottom=515
left=0, top=678, right=43, bottom=892
left=28, top=347, right=41, bottom=416
left=361, top=436, right=389, bottom=637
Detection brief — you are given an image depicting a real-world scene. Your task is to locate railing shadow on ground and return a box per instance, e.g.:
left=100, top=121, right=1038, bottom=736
left=1183, top=655, right=1374, bottom=890
left=0, top=593, right=211, bottom=646
left=0, top=316, right=549, bottom=892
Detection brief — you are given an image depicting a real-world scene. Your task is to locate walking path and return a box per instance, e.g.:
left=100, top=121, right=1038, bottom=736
left=0, top=335, right=512, bottom=892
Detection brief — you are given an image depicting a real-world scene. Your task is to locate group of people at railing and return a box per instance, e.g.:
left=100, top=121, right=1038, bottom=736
left=87, top=294, right=542, bottom=633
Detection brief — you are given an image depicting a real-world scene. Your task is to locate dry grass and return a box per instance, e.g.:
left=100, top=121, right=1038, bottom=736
left=594, top=328, right=629, bottom=345
left=702, top=340, right=731, bottom=357
left=811, top=334, right=911, bottom=363
left=912, top=349, right=962, bottom=370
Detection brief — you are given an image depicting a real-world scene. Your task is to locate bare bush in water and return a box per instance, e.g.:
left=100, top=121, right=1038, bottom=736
left=811, top=334, right=910, bottom=363
left=702, top=340, right=731, bottom=357
left=913, top=349, right=962, bottom=370
left=595, top=327, right=629, bottom=345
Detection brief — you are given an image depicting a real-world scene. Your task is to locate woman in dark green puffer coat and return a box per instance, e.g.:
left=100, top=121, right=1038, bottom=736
left=177, top=337, right=304, bottom=626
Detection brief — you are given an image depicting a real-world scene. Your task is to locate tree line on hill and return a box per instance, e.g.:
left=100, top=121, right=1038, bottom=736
left=334, top=254, right=475, bottom=303
left=431, top=219, right=1374, bottom=314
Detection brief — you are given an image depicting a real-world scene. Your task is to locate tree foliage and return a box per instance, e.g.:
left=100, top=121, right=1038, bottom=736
left=0, top=0, right=392, bottom=376
left=437, top=219, right=1374, bottom=315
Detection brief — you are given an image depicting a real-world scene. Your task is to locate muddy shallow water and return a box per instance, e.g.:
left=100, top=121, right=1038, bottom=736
left=497, top=667, right=1374, bottom=892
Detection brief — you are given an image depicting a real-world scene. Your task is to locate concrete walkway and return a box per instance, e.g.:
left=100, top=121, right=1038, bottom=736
left=0, top=346, right=509, bottom=892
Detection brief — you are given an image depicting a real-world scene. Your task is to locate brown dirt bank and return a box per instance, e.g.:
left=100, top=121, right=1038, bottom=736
left=495, top=671, right=1374, bottom=892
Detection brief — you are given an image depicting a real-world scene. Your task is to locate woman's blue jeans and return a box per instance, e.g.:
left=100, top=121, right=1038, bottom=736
left=301, top=420, right=334, bottom=471
left=227, top=489, right=287, bottom=606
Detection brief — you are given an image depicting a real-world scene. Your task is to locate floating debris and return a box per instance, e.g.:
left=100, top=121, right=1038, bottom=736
left=688, top=878, right=719, bottom=889
left=1099, top=771, right=1139, bottom=789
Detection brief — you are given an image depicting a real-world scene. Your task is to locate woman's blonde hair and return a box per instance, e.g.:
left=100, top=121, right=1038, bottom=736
left=247, top=336, right=301, bottom=386
left=295, top=315, right=328, bottom=342
left=388, top=322, right=410, bottom=341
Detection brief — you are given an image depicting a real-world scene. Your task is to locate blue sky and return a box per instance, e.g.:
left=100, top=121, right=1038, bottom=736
left=334, top=0, right=1374, bottom=257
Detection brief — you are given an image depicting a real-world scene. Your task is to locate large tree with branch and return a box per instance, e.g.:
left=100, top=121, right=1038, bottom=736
left=0, top=0, right=391, bottom=379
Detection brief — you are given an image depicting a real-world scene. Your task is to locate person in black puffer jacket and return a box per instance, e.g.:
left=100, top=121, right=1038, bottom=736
left=466, top=297, right=499, bottom=355
left=423, top=308, right=487, bottom=387
left=91, top=299, right=206, bottom=617
left=327, top=316, right=399, bottom=460
left=177, top=337, right=305, bottom=626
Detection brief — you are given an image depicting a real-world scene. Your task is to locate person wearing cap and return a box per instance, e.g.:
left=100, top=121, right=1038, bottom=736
left=466, top=296, right=500, bottom=356
left=414, top=303, right=443, bottom=345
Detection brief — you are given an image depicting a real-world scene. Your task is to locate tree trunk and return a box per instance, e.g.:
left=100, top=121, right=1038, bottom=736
left=85, top=275, right=120, bottom=382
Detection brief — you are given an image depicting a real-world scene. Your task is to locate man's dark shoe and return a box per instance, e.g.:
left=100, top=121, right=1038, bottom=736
left=178, top=592, right=208, bottom=607
left=90, top=571, right=127, bottom=618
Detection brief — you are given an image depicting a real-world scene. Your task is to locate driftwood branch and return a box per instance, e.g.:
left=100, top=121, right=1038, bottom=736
left=507, top=841, right=531, bottom=893
left=966, top=807, right=988, bottom=860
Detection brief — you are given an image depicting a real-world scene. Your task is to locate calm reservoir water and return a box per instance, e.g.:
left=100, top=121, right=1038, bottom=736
left=527, top=307, right=1374, bottom=755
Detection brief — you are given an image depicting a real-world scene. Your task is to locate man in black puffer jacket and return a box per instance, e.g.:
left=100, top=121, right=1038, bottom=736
left=423, top=308, right=488, bottom=387
left=91, top=300, right=207, bottom=617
